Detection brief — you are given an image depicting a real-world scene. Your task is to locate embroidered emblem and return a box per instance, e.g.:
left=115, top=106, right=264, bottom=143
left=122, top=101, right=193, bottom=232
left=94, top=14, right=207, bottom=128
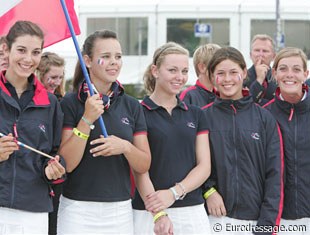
left=251, top=132, right=260, bottom=140
left=39, top=124, right=46, bottom=133
left=187, top=122, right=195, bottom=129
left=121, top=117, right=130, bottom=125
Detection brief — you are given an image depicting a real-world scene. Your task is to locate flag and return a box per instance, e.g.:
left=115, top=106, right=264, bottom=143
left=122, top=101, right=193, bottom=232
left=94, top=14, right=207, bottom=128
left=0, top=0, right=80, bottom=48
left=0, top=0, right=22, bottom=17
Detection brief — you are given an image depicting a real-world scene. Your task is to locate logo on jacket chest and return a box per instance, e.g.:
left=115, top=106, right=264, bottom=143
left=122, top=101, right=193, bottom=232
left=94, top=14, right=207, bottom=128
left=251, top=132, right=260, bottom=140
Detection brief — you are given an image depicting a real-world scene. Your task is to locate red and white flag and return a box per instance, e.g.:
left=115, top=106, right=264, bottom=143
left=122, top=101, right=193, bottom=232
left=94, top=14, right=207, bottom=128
left=0, top=0, right=80, bottom=48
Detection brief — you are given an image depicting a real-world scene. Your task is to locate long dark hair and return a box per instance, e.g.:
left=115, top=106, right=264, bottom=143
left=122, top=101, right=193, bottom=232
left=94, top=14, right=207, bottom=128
left=72, top=30, right=117, bottom=91
left=6, top=21, right=44, bottom=50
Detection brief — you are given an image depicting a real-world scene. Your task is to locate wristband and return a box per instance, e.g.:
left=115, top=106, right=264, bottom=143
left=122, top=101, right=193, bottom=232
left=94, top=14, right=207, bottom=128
left=153, top=211, right=168, bottom=223
left=81, top=116, right=95, bottom=130
left=203, top=187, right=217, bottom=200
left=73, top=128, right=89, bottom=140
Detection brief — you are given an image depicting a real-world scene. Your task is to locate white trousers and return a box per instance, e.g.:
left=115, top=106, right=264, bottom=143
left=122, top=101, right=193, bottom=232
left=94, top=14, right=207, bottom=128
left=57, top=195, right=133, bottom=235
left=133, top=204, right=210, bottom=235
left=0, top=207, right=48, bottom=234
left=279, top=218, right=310, bottom=235
left=209, top=215, right=257, bottom=235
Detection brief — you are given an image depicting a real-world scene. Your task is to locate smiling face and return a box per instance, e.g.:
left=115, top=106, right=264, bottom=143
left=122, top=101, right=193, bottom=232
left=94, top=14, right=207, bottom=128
left=0, top=42, right=9, bottom=70
left=273, top=56, right=309, bottom=100
left=213, top=59, right=247, bottom=100
left=152, top=53, right=189, bottom=96
left=42, top=65, right=64, bottom=93
left=6, top=35, right=42, bottom=80
left=85, top=38, right=122, bottom=87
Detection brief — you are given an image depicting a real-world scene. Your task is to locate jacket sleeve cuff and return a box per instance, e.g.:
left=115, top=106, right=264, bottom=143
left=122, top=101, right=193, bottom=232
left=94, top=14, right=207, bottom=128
left=42, top=155, right=66, bottom=185
left=250, top=81, right=265, bottom=102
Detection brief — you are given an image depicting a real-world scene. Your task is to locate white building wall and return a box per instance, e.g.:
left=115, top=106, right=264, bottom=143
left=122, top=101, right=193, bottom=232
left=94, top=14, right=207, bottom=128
left=46, top=0, right=310, bottom=85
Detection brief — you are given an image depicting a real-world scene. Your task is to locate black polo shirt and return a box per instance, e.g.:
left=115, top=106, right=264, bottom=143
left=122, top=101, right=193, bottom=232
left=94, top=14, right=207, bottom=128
left=132, top=96, right=209, bottom=209
left=179, top=79, right=216, bottom=108
left=60, top=91, right=147, bottom=202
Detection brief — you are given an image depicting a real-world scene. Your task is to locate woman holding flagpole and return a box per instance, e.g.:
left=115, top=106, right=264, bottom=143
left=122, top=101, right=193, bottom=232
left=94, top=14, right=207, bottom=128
left=0, top=21, right=65, bottom=234
left=57, top=29, right=151, bottom=234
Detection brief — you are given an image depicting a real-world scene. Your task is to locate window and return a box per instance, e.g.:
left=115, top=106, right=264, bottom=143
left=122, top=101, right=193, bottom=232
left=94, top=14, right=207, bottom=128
left=87, top=17, right=148, bottom=55
left=167, top=18, right=230, bottom=56
left=251, top=19, right=310, bottom=57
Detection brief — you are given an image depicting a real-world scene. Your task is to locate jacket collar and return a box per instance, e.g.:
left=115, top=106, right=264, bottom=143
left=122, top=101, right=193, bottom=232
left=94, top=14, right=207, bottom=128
left=274, top=86, right=310, bottom=114
left=214, top=89, right=253, bottom=112
left=0, top=71, right=50, bottom=106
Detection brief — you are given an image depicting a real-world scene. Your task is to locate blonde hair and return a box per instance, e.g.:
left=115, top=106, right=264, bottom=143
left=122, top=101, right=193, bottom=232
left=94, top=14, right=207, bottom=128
left=36, top=52, right=65, bottom=97
left=144, top=42, right=189, bottom=94
left=273, top=47, right=308, bottom=71
left=193, top=43, right=221, bottom=76
left=251, top=34, right=275, bottom=52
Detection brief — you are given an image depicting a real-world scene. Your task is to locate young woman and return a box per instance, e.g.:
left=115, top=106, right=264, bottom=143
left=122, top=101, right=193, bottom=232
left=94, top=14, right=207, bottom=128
left=0, top=36, right=9, bottom=70
left=202, top=47, right=283, bottom=235
left=132, top=42, right=211, bottom=235
left=57, top=29, right=151, bottom=234
left=36, top=51, right=65, bottom=100
left=36, top=51, right=66, bottom=235
left=0, top=21, right=65, bottom=234
left=264, top=47, right=310, bottom=235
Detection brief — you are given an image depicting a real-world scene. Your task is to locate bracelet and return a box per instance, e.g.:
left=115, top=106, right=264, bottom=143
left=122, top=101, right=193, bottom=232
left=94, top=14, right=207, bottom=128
left=153, top=211, right=168, bottom=223
left=203, top=187, right=217, bottom=200
left=73, top=128, right=89, bottom=140
left=169, top=187, right=179, bottom=200
left=81, top=116, right=95, bottom=130
left=176, top=182, right=186, bottom=200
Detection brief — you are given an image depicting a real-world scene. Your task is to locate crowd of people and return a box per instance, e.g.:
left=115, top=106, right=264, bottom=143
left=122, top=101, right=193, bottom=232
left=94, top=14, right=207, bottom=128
left=0, top=20, right=309, bottom=235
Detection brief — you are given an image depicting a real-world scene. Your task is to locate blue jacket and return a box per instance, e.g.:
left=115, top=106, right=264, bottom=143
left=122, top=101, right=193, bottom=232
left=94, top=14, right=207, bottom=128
left=0, top=72, right=64, bottom=212
left=244, top=65, right=277, bottom=105
left=202, top=95, right=283, bottom=234
left=264, top=87, right=310, bottom=219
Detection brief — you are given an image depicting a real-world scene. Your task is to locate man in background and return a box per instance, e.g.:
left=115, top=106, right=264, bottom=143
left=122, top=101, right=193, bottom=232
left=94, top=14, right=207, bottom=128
left=244, top=34, right=277, bottom=105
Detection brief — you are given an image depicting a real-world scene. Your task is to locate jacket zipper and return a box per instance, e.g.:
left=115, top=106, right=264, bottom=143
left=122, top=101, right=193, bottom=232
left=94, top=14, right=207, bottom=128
left=231, top=104, right=239, bottom=217
left=293, top=109, right=299, bottom=217
left=10, top=122, right=19, bottom=207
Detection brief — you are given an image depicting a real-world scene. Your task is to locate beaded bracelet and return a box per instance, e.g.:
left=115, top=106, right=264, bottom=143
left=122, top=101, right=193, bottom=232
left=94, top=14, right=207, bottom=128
left=73, top=128, right=89, bottom=140
left=153, top=211, right=168, bottom=223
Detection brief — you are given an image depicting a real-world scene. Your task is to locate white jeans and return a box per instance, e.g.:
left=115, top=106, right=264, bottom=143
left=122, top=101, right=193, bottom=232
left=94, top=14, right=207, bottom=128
left=57, top=196, right=133, bottom=234
left=279, top=218, right=310, bottom=235
left=209, top=215, right=257, bottom=235
left=0, top=207, right=48, bottom=234
left=133, top=204, right=210, bottom=235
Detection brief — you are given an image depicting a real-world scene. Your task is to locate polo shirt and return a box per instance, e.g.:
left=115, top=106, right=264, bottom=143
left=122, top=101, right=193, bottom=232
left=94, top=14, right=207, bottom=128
left=179, top=79, right=216, bottom=107
left=60, top=87, right=147, bottom=202
left=132, top=96, right=209, bottom=209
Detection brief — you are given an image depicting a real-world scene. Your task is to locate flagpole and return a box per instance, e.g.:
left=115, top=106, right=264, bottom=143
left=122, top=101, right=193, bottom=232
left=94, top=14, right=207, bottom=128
left=0, top=133, right=55, bottom=160
left=60, top=0, right=108, bottom=138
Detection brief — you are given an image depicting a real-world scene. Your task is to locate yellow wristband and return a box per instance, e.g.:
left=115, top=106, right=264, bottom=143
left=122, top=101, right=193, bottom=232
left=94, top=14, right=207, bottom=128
left=203, top=187, right=217, bottom=200
left=153, top=211, right=168, bottom=223
left=73, top=128, right=89, bottom=140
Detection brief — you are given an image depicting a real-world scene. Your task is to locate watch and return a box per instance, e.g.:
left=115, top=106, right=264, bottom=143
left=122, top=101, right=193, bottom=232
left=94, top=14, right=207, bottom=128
left=81, top=116, right=95, bottom=130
